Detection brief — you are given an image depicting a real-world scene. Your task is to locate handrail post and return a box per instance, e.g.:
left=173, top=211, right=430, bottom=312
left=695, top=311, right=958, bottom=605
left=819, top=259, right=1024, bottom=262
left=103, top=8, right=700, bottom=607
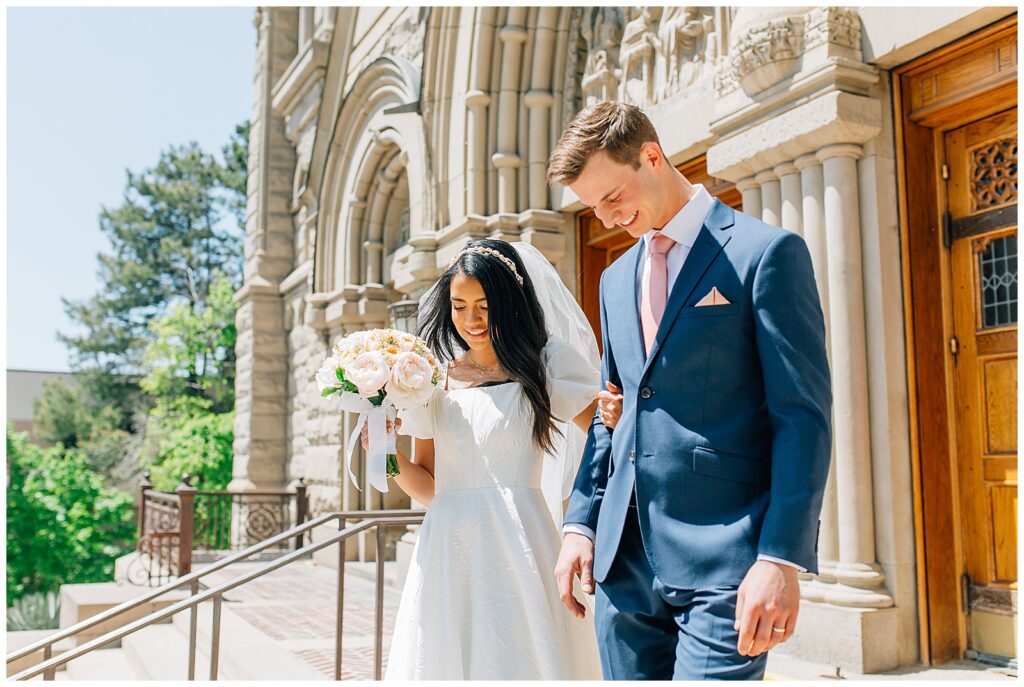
left=42, top=644, right=53, bottom=681
left=209, top=594, right=222, bottom=680
left=176, top=474, right=197, bottom=577
left=188, top=578, right=199, bottom=680
left=138, top=470, right=154, bottom=540
left=292, top=477, right=308, bottom=550
left=335, top=515, right=346, bottom=681
left=374, top=525, right=386, bottom=680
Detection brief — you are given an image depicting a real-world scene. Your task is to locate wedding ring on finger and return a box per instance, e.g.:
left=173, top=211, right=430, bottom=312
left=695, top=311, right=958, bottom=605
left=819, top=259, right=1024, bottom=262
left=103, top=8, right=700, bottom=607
left=772, top=626, right=786, bottom=634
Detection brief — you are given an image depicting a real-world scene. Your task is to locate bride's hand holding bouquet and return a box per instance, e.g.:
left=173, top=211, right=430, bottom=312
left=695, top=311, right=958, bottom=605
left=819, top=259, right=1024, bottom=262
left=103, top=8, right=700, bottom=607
left=316, top=328, right=442, bottom=492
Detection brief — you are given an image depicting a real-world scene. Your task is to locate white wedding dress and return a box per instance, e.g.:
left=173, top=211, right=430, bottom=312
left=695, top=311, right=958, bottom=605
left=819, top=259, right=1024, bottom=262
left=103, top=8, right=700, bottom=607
left=385, top=337, right=603, bottom=680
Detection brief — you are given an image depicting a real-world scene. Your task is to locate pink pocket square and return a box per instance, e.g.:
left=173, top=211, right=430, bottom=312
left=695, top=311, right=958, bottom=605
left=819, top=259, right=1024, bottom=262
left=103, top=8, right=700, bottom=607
left=694, top=287, right=731, bottom=307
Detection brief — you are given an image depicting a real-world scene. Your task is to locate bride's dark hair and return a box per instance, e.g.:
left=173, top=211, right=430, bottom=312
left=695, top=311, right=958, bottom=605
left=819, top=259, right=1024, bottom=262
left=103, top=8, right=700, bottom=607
left=417, top=238, right=560, bottom=453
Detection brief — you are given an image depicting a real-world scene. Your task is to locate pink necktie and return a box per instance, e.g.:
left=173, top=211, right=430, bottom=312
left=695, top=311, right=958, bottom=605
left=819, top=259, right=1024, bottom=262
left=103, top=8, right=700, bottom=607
left=640, top=232, right=676, bottom=356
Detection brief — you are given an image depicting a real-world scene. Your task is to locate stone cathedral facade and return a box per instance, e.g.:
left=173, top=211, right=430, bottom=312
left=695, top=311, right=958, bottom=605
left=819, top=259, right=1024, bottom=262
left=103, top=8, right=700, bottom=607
left=233, top=6, right=1018, bottom=673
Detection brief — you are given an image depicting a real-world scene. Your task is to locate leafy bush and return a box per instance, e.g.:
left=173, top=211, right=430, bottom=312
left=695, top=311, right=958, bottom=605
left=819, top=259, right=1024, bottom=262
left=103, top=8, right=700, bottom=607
left=6, top=428, right=136, bottom=605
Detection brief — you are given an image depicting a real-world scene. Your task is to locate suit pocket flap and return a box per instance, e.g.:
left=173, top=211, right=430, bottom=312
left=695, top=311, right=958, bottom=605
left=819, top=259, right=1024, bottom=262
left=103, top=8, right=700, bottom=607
left=692, top=447, right=770, bottom=488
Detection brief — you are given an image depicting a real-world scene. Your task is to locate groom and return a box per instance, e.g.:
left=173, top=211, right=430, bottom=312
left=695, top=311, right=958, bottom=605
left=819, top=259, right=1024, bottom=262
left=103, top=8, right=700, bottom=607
left=550, top=102, right=832, bottom=680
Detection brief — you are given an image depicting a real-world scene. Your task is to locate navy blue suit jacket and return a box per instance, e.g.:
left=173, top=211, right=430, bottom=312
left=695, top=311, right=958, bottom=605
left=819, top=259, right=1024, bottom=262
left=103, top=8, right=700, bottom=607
left=564, top=200, right=832, bottom=588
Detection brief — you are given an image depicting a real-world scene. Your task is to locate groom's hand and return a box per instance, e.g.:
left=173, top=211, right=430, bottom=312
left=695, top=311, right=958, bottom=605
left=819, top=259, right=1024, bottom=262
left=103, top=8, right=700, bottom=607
left=597, top=381, right=623, bottom=429
left=734, top=560, right=800, bottom=657
left=554, top=533, right=595, bottom=618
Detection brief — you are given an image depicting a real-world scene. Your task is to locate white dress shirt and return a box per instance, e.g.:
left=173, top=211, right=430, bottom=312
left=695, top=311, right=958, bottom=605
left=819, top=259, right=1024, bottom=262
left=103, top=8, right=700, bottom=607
left=563, top=185, right=804, bottom=572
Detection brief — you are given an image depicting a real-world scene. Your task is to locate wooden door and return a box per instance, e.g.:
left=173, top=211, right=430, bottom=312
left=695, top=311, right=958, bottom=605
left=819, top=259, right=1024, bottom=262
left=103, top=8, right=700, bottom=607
left=576, top=156, right=741, bottom=345
left=896, top=14, right=1017, bottom=663
left=945, top=107, right=1018, bottom=660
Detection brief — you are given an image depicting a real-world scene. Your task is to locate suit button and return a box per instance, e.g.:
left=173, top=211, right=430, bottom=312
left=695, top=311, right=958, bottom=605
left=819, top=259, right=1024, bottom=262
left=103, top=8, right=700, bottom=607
left=640, top=387, right=652, bottom=399
left=629, top=450, right=636, bottom=463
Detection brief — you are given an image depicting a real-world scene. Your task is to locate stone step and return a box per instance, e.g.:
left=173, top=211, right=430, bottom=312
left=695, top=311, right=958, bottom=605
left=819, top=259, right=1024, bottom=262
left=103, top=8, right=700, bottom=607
left=121, top=622, right=210, bottom=680
left=58, top=581, right=188, bottom=647
left=62, top=647, right=141, bottom=681
left=169, top=596, right=326, bottom=680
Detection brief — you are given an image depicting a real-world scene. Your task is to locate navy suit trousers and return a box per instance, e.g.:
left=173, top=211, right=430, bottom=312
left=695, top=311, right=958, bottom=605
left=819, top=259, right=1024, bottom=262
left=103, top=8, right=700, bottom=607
left=594, top=505, right=769, bottom=681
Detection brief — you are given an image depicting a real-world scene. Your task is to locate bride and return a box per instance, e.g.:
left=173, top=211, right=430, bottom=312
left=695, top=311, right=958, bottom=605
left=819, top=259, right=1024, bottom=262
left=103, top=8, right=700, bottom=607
left=372, top=238, right=604, bottom=680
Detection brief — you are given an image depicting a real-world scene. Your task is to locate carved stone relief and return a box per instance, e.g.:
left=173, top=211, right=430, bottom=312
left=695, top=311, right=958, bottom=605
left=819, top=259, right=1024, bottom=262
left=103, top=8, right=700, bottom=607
left=804, top=6, right=862, bottom=56
left=580, top=7, right=625, bottom=108
left=657, top=7, right=716, bottom=101
left=381, top=8, right=428, bottom=70
left=566, top=6, right=721, bottom=112
left=561, top=7, right=589, bottom=127
left=620, top=7, right=661, bottom=106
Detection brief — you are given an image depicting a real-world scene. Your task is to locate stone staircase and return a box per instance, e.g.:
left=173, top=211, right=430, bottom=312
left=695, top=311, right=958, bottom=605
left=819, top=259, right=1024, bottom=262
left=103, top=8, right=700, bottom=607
left=10, top=559, right=403, bottom=681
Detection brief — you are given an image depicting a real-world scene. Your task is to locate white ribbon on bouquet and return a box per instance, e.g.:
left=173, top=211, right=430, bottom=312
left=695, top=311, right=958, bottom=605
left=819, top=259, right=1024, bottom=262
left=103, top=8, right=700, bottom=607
left=340, top=396, right=397, bottom=494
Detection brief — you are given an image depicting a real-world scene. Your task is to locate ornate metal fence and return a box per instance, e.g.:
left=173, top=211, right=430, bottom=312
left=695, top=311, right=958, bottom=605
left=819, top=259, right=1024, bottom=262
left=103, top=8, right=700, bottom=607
left=129, top=473, right=308, bottom=586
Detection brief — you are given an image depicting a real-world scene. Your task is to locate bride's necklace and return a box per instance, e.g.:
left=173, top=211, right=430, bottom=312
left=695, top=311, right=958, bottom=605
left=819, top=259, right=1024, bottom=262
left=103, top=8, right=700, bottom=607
left=464, top=353, right=502, bottom=375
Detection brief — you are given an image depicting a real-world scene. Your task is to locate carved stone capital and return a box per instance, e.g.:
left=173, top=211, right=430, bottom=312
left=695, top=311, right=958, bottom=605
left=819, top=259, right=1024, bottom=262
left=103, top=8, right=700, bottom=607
left=735, top=176, right=760, bottom=193
left=524, top=90, right=555, bottom=110
left=794, top=153, right=821, bottom=171
left=465, top=90, right=491, bottom=109
left=499, top=25, right=528, bottom=44
left=491, top=152, right=522, bottom=169
left=773, top=161, right=800, bottom=178
left=817, top=142, right=864, bottom=162
left=731, top=14, right=805, bottom=96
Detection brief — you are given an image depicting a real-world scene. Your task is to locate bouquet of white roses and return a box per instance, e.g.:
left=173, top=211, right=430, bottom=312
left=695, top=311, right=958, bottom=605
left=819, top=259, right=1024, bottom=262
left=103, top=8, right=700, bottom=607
left=316, top=329, right=442, bottom=493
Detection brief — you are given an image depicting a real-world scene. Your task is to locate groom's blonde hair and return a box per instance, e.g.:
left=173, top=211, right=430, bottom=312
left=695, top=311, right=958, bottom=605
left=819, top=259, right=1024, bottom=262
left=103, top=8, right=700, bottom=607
left=547, top=101, right=661, bottom=185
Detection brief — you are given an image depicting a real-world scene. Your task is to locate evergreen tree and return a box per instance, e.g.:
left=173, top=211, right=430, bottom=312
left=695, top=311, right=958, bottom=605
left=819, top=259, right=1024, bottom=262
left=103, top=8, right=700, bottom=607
left=58, top=122, right=249, bottom=424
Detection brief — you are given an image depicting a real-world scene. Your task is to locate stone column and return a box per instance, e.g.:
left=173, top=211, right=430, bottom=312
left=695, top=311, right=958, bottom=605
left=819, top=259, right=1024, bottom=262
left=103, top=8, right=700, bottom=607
left=298, top=7, right=314, bottom=47
left=524, top=89, right=554, bottom=209
left=232, top=8, right=297, bottom=497
left=492, top=15, right=527, bottom=214
left=465, top=90, right=491, bottom=215
left=736, top=176, right=761, bottom=219
left=755, top=169, right=781, bottom=228
left=364, top=161, right=402, bottom=284
left=344, top=196, right=367, bottom=287
left=776, top=161, right=802, bottom=236
left=795, top=152, right=839, bottom=592
left=465, top=9, right=496, bottom=217
left=818, top=143, right=890, bottom=608
left=524, top=8, right=558, bottom=211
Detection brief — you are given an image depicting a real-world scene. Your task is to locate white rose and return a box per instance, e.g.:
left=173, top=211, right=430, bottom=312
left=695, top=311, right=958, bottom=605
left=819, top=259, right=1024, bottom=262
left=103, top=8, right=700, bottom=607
left=386, top=352, right=437, bottom=408
left=315, top=356, right=343, bottom=393
left=346, top=351, right=391, bottom=397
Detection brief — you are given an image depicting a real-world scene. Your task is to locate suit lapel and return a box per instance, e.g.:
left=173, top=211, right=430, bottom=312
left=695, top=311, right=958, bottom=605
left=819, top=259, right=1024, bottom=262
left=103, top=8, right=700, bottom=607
left=642, top=200, right=735, bottom=376
left=622, top=242, right=647, bottom=370
left=603, top=241, right=646, bottom=375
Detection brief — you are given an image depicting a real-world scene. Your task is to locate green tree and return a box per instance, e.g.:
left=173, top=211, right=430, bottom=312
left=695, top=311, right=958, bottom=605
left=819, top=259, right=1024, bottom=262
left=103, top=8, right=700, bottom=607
left=145, top=412, right=235, bottom=493
left=59, top=122, right=249, bottom=423
left=6, top=428, right=136, bottom=605
left=32, top=379, right=99, bottom=449
left=140, top=270, right=238, bottom=417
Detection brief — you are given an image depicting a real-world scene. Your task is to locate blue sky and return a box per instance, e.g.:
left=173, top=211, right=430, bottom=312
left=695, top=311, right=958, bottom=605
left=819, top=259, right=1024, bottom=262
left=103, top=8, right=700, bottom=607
left=7, top=7, right=256, bottom=371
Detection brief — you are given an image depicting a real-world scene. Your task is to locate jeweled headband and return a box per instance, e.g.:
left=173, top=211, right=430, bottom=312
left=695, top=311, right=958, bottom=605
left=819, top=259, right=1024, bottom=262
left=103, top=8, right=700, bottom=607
left=448, top=246, right=524, bottom=285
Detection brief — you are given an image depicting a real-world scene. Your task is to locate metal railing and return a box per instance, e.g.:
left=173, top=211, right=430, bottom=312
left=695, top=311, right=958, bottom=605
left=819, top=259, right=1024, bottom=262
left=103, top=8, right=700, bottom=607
left=132, top=473, right=309, bottom=586
left=8, top=509, right=425, bottom=681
